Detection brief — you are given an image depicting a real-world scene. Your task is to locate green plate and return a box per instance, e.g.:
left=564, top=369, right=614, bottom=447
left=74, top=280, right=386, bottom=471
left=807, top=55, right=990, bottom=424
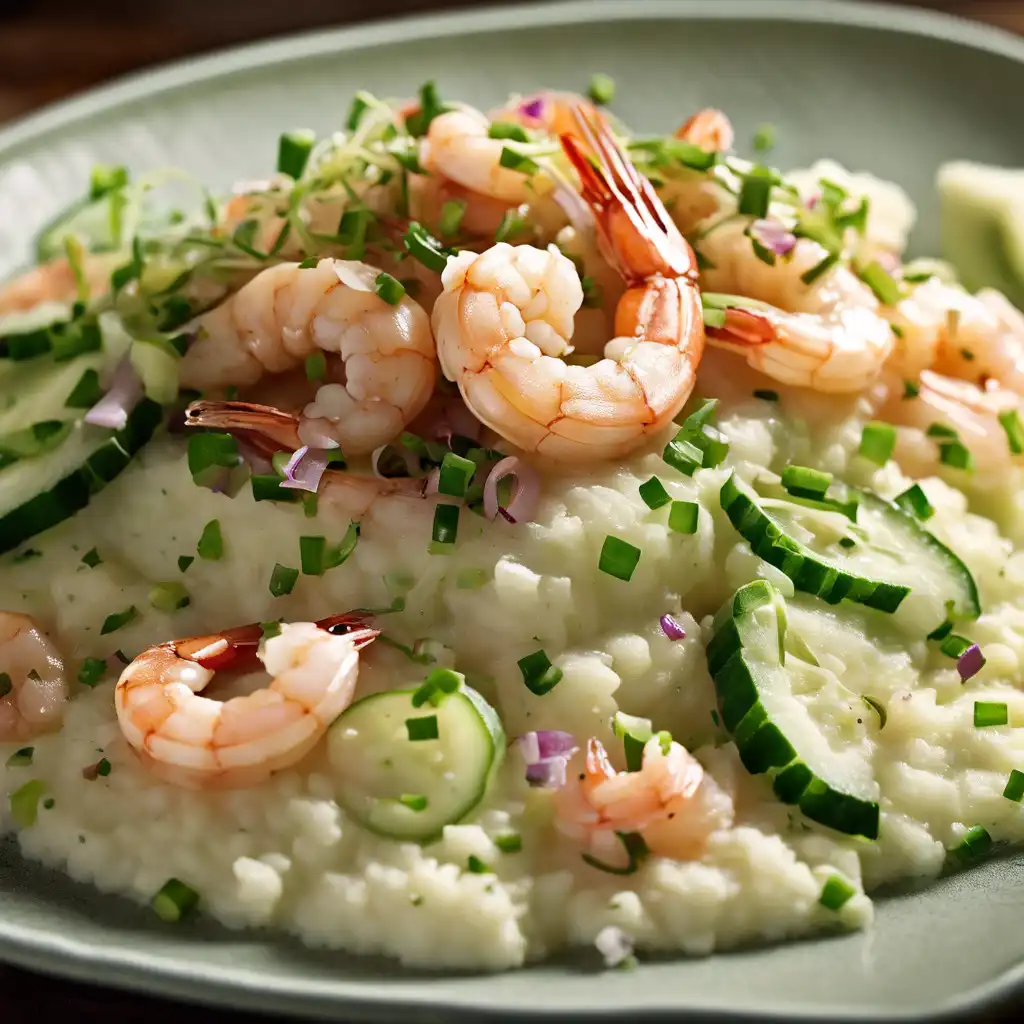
left=2, top=1, right=1024, bottom=1019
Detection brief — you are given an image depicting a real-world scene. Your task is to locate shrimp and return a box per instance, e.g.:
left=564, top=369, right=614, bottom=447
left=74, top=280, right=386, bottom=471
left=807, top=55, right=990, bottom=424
left=184, top=400, right=430, bottom=519
left=698, top=221, right=894, bottom=391
left=431, top=103, right=704, bottom=461
left=555, top=737, right=733, bottom=861
left=179, top=257, right=436, bottom=456
left=676, top=108, right=734, bottom=153
left=115, top=614, right=376, bottom=789
left=0, top=613, right=68, bottom=742
left=0, top=254, right=119, bottom=315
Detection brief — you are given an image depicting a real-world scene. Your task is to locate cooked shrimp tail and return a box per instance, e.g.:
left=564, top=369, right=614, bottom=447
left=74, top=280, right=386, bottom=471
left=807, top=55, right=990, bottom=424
left=0, top=613, right=68, bottom=741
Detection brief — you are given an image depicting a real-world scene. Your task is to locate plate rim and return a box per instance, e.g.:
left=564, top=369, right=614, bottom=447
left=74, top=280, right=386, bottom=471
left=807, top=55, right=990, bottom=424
left=2, top=0, right=1024, bottom=1020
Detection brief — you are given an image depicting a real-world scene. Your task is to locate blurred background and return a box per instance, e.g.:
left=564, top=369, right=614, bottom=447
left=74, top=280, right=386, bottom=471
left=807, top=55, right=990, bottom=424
left=0, top=0, right=1020, bottom=125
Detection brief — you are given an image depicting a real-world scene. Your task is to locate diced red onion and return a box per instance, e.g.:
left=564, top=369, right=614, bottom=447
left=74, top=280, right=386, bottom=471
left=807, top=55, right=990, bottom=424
left=526, top=759, right=569, bottom=789
left=595, top=926, right=635, bottom=969
left=236, top=439, right=274, bottom=477
left=806, top=192, right=820, bottom=211
left=957, top=644, right=985, bottom=682
left=749, top=218, right=796, bottom=257
left=84, top=355, right=143, bottom=430
left=518, top=95, right=546, bottom=122
left=483, top=456, right=541, bottom=525
left=534, top=730, right=578, bottom=760
left=280, top=446, right=330, bottom=493
left=659, top=614, right=687, bottom=641
left=371, top=443, right=420, bottom=479
left=424, top=467, right=440, bottom=496
left=518, top=730, right=578, bottom=789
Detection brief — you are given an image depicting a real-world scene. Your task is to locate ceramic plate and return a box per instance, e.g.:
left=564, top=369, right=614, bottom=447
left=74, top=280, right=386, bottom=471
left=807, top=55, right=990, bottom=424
left=2, top=1, right=1024, bottom=1020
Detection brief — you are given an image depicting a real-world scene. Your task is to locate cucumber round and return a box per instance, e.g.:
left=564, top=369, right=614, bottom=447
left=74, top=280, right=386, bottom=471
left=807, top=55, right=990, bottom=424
left=328, top=682, right=505, bottom=843
left=719, top=473, right=980, bottom=633
left=707, top=579, right=880, bottom=840
left=35, top=194, right=122, bottom=263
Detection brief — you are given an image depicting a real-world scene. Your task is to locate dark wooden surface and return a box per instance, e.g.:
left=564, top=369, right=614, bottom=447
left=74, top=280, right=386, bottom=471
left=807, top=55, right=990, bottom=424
left=2, top=0, right=1024, bottom=1020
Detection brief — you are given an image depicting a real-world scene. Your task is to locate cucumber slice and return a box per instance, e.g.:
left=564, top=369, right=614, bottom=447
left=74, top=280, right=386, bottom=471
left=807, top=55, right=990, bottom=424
left=707, top=580, right=880, bottom=840
left=328, top=681, right=505, bottom=842
left=719, top=473, right=979, bottom=633
left=35, top=193, right=123, bottom=263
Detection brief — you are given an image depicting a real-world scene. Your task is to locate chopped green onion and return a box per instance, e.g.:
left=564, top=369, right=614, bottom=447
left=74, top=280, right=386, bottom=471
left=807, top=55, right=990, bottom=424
left=753, top=389, right=779, bottom=402
left=197, top=520, right=224, bottom=561
left=299, top=523, right=360, bottom=575
left=431, top=503, right=460, bottom=549
left=456, top=568, right=488, bottom=589
left=151, top=878, right=200, bottom=923
left=0, top=673, right=11, bottom=697
left=819, top=873, right=856, bottom=911
left=599, top=536, right=641, bottom=581
left=781, top=465, right=833, bottom=499
left=298, top=256, right=319, bottom=269
left=638, top=476, right=671, bottom=510
left=260, top=620, right=282, bottom=640
left=487, top=121, right=529, bottom=143
left=100, top=606, right=137, bottom=635
left=498, top=147, right=540, bottom=177
left=1003, top=769, right=1024, bottom=802
left=835, top=197, right=870, bottom=235
left=269, top=563, right=299, bottom=597
left=42, top=797, right=54, bottom=810
left=149, top=581, right=190, bottom=613
left=405, top=81, right=448, bottom=137
left=466, top=854, right=492, bottom=874
left=952, top=824, right=992, bottom=862
left=800, top=251, right=840, bottom=286
left=494, top=207, right=528, bottom=243
left=187, top=432, right=239, bottom=486
left=305, top=351, right=327, bottom=381
left=752, top=124, right=776, bottom=153
left=437, top=198, right=468, bottom=235
left=999, top=409, right=1024, bottom=455
left=518, top=649, right=563, bottom=696
left=858, top=421, right=896, bottom=465
left=587, top=73, right=615, bottom=105
left=926, top=422, right=958, bottom=439
left=437, top=452, right=475, bottom=498
left=337, top=208, right=373, bottom=258
left=403, top=221, right=454, bottom=273
left=861, top=695, right=887, bottom=729
left=662, top=433, right=704, bottom=477
left=405, top=715, right=439, bottom=741
left=346, top=93, right=370, bottom=131
left=375, top=272, right=406, bottom=305
left=494, top=833, right=523, bottom=854
left=581, top=831, right=649, bottom=876
left=939, top=440, right=975, bottom=471
left=613, top=712, right=654, bottom=772
left=927, top=619, right=953, bottom=642
left=894, top=484, right=934, bottom=520
left=668, top=500, right=699, bottom=534
left=738, top=166, right=775, bottom=219
left=89, top=163, right=128, bottom=200
left=303, top=494, right=319, bottom=518
left=411, top=668, right=463, bottom=708
left=64, top=368, right=104, bottom=409
left=277, top=129, right=316, bottom=178
left=9, top=779, right=46, bottom=828
left=903, top=380, right=920, bottom=399
left=77, top=658, right=107, bottom=688
left=398, top=794, right=428, bottom=812
left=177, top=555, right=194, bottom=573
left=857, top=260, right=902, bottom=305
left=251, top=474, right=299, bottom=503
left=97, top=757, right=112, bottom=777
left=5, top=747, right=33, bottom=767
left=974, top=701, right=1008, bottom=728
left=939, top=633, right=973, bottom=659
left=81, top=548, right=102, bottom=568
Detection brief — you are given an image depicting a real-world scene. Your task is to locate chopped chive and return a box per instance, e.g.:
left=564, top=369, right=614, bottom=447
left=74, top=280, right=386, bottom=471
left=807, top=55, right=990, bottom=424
left=398, top=794, right=428, bottom=812
left=151, top=878, right=200, bottom=923
left=738, top=166, right=774, bottom=219
left=0, top=673, right=10, bottom=697
left=1003, top=769, right=1024, bottom=802
left=303, top=494, right=319, bottom=518
left=375, top=272, right=406, bottom=305
left=100, top=605, right=137, bottom=635
left=405, top=715, right=439, bottom=741
left=6, top=747, right=33, bottom=767
left=437, top=452, right=475, bottom=498
left=187, top=432, right=239, bottom=485
left=405, top=81, right=448, bottom=137
left=251, top=474, right=299, bottom=503
left=800, top=251, right=839, bottom=286
left=260, top=620, right=282, bottom=640
left=96, top=757, right=112, bottom=777
left=638, top=476, right=671, bottom=510
left=9, top=779, right=46, bottom=828
left=819, top=873, right=856, bottom=911
left=518, top=649, right=563, bottom=696
left=269, top=563, right=299, bottom=597
left=599, top=536, right=641, bottom=581
left=77, top=657, right=107, bottom=688
left=298, top=256, right=319, bottom=269
left=89, top=163, right=128, bottom=200
left=494, top=207, right=527, bottom=243
left=587, top=73, right=615, bottom=105
left=411, top=667, right=463, bottom=708
left=939, top=440, right=975, bottom=471
left=952, top=824, right=992, bottom=862
left=752, top=123, right=776, bottom=153
left=668, top=500, right=699, bottom=534
left=928, top=619, right=953, bottom=642
left=65, top=368, right=104, bottom=409
left=926, top=422, right=958, bottom=439
left=81, top=548, right=102, bottom=568
left=613, top=712, right=654, bottom=772
left=781, top=465, right=833, bottom=499
left=858, top=421, right=896, bottom=465
left=305, top=351, right=327, bottom=381
left=149, top=581, right=190, bottom=614
left=277, top=129, right=316, bottom=178
left=494, top=833, right=523, bottom=854
left=42, top=797, right=54, bottom=810
left=974, top=701, right=1008, bottom=728
left=403, top=221, right=454, bottom=273
left=466, top=854, right=492, bottom=874
left=753, top=389, right=779, bottom=402
left=861, top=695, right=887, bottom=729
left=299, top=523, right=359, bottom=575
left=581, top=831, right=649, bottom=876
left=197, top=520, right=223, bottom=561
left=999, top=409, right=1024, bottom=455
left=903, top=380, right=920, bottom=399
left=498, top=147, right=540, bottom=177
left=431, top=503, right=460, bottom=548
left=487, top=121, right=529, bottom=143
left=858, top=261, right=902, bottom=306
left=177, top=555, right=194, bottom=573
left=662, top=434, right=703, bottom=476
left=437, top=198, right=467, bottom=235
left=939, top=633, right=972, bottom=659
left=456, top=568, right=488, bottom=589
left=346, top=93, right=370, bottom=131
left=894, top=483, right=934, bottom=520
left=891, top=324, right=905, bottom=339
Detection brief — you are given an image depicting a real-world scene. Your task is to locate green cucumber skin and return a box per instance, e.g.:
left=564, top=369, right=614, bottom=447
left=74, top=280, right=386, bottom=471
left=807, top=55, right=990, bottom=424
left=331, top=684, right=505, bottom=844
left=719, top=473, right=980, bottom=620
left=0, top=398, right=162, bottom=555
left=708, top=579, right=881, bottom=841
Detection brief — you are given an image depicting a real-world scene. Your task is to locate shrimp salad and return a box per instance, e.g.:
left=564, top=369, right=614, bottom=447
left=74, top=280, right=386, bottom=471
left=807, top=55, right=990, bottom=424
left=2, top=81, right=1024, bottom=971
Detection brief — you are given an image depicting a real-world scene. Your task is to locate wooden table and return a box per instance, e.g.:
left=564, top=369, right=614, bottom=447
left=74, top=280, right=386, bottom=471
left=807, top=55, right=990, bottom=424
left=1, top=0, right=1023, bottom=1020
